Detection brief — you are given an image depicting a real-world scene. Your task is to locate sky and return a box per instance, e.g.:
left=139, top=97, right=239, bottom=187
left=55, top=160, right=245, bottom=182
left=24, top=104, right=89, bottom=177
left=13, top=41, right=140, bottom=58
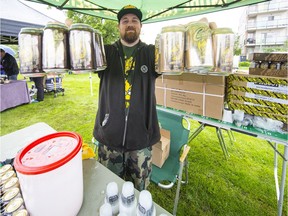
left=141, top=8, right=245, bottom=44
left=20, top=0, right=67, bottom=22
left=20, top=0, right=245, bottom=44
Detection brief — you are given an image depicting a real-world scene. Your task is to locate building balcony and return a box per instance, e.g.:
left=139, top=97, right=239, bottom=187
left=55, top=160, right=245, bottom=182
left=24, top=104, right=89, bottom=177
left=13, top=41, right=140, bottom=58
left=246, top=38, right=256, bottom=44
left=245, top=36, right=287, bottom=46
left=247, top=19, right=288, bottom=31
left=247, top=2, right=288, bottom=16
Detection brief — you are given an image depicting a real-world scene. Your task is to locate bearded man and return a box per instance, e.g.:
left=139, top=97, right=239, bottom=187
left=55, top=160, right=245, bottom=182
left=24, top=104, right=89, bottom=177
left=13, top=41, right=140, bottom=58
left=93, top=5, right=161, bottom=191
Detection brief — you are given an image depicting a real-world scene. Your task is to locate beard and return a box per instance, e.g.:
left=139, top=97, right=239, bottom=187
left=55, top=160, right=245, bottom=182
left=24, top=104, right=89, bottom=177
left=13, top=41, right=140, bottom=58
left=122, top=27, right=140, bottom=44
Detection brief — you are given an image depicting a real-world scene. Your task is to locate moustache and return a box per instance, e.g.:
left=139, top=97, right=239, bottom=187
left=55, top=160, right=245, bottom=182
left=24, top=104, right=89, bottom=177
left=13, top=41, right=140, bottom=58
left=126, top=27, right=136, bottom=31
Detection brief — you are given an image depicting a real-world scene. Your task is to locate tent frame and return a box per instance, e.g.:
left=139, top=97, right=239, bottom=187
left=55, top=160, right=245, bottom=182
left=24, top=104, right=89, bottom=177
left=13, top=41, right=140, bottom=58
left=23, top=0, right=270, bottom=24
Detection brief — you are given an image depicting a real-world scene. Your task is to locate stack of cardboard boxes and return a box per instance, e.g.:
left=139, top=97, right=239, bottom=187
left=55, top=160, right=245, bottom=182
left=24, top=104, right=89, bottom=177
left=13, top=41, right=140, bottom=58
left=154, top=72, right=226, bottom=167
left=248, top=52, right=287, bottom=78
left=155, top=73, right=226, bottom=120
left=227, top=73, right=287, bottom=125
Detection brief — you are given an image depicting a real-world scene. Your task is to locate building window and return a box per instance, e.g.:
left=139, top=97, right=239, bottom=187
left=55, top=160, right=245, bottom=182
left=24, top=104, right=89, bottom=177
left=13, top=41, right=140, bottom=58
left=268, top=16, right=274, bottom=21
left=261, top=33, right=267, bottom=44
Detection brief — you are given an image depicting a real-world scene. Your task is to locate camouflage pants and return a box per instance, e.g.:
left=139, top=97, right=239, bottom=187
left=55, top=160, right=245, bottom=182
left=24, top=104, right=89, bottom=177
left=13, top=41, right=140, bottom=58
left=98, top=143, right=152, bottom=191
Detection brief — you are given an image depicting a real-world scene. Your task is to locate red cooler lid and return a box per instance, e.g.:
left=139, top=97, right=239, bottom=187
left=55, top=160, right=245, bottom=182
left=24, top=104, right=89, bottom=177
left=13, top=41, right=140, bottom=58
left=14, top=132, right=82, bottom=175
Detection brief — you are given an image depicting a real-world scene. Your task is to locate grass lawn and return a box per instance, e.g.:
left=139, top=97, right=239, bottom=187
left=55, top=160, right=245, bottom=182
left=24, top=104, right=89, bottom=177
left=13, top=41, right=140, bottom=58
left=1, top=73, right=287, bottom=216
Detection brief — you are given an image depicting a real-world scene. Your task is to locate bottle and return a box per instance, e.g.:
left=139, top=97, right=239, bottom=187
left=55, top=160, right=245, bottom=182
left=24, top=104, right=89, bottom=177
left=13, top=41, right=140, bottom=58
left=260, top=61, right=269, bottom=69
left=136, top=190, right=156, bottom=216
left=100, top=203, right=113, bottom=216
left=105, top=181, right=119, bottom=215
left=119, top=181, right=137, bottom=216
left=250, top=61, right=256, bottom=68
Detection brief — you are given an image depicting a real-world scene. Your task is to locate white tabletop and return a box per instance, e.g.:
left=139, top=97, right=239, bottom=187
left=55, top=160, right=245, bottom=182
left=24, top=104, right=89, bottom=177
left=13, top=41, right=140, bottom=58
left=0, top=122, right=56, bottom=161
left=0, top=122, right=172, bottom=216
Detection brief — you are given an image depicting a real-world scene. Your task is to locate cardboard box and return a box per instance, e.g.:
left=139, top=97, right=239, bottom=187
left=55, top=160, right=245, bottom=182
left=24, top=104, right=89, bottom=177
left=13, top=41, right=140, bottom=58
left=155, top=75, right=166, bottom=87
left=249, top=68, right=288, bottom=78
left=166, top=89, right=203, bottom=116
left=227, top=73, right=288, bottom=123
left=227, top=101, right=287, bottom=124
left=230, top=80, right=288, bottom=95
left=155, top=73, right=226, bottom=120
left=228, top=90, right=287, bottom=105
left=227, top=74, right=288, bottom=95
left=248, top=53, right=288, bottom=62
left=152, top=129, right=171, bottom=168
left=165, top=73, right=204, bottom=92
left=205, top=95, right=225, bottom=120
left=156, top=87, right=165, bottom=106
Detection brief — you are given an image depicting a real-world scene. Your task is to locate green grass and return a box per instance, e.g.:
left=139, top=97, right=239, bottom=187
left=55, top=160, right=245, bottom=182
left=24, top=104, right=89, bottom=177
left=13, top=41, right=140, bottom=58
left=1, top=73, right=287, bottom=216
left=149, top=124, right=286, bottom=215
left=1, top=73, right=99, bottom=144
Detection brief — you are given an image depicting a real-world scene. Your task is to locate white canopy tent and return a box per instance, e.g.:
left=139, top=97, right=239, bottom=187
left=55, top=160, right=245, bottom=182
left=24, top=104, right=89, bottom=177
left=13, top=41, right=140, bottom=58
left=0, top=0, right=60, bottom=44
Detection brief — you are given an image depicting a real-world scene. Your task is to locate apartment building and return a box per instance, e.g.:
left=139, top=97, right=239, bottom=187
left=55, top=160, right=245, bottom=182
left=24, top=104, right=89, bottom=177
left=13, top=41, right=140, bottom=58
left=238, top=0, right=288, bottom=58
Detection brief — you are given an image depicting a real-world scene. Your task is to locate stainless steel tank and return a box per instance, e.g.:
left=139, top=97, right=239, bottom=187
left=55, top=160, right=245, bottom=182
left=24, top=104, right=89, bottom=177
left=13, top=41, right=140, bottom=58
left=93, top=29, right=106, bottom=71
left=158, top=25, right=185, bottom=75
left=154, top=34, right=160, bottom=73
left=18, top=28, right=44, bottom=77
left=212, top=28, right=234, bottom=73
left=42, top=23, right=69, bottom=73
left=69, top=23, right=96, bottom=73
left=185, top=20, right=213, bottom=73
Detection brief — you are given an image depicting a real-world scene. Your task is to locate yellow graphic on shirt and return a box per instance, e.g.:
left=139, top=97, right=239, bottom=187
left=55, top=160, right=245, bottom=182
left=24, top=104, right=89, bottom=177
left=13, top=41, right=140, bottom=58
left=124, top=56, right=135, bottom=108
left=125, top=81, right=131, bottom=108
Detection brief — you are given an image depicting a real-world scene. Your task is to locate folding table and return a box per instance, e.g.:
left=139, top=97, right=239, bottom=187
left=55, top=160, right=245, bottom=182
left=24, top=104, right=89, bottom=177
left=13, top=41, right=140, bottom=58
left=157, top=105, right=288, bottom=216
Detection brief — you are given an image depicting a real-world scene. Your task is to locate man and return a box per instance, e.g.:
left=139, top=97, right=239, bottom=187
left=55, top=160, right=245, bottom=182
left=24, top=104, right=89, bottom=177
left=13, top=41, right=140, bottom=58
left=31, top=77, right=44, bottom=102
left=0, top=48, right=19, bottom=80
left=93, top=5, right=161, bottom=191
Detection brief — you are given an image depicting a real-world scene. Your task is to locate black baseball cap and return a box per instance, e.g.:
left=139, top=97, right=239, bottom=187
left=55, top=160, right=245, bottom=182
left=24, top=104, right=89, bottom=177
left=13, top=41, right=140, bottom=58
left=117, top=5, right=142, bottom=22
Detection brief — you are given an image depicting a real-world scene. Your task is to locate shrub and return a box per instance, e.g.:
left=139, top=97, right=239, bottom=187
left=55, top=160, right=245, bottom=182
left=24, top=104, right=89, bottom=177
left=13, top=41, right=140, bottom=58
left=239, top=61, right=251, bottom=67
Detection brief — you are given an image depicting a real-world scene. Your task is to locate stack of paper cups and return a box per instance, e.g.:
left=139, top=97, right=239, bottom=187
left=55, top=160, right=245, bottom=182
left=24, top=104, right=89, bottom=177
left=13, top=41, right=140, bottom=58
left=222, top=108, right=233, bottom=123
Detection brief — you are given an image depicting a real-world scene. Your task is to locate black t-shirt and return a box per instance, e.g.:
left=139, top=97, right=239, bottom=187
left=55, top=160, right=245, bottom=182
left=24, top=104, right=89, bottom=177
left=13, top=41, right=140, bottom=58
left=1, top=53, right=19, bottom=76
left=122, top=45, right=138, bottom=108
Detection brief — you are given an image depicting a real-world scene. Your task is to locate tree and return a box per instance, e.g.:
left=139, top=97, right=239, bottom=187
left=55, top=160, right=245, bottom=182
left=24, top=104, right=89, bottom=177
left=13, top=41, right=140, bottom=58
left=233, top=34, right=241, bottom=56
left=262, top=40, right=288, bottom=53
left=67, top=11, right=119, bottom=44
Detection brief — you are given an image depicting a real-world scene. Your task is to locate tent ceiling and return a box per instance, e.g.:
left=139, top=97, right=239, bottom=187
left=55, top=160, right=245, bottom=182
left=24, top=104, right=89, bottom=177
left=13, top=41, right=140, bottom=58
left=0, top=19, right=46, bottom=44
left=23, top=0, right=269, bottom=24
